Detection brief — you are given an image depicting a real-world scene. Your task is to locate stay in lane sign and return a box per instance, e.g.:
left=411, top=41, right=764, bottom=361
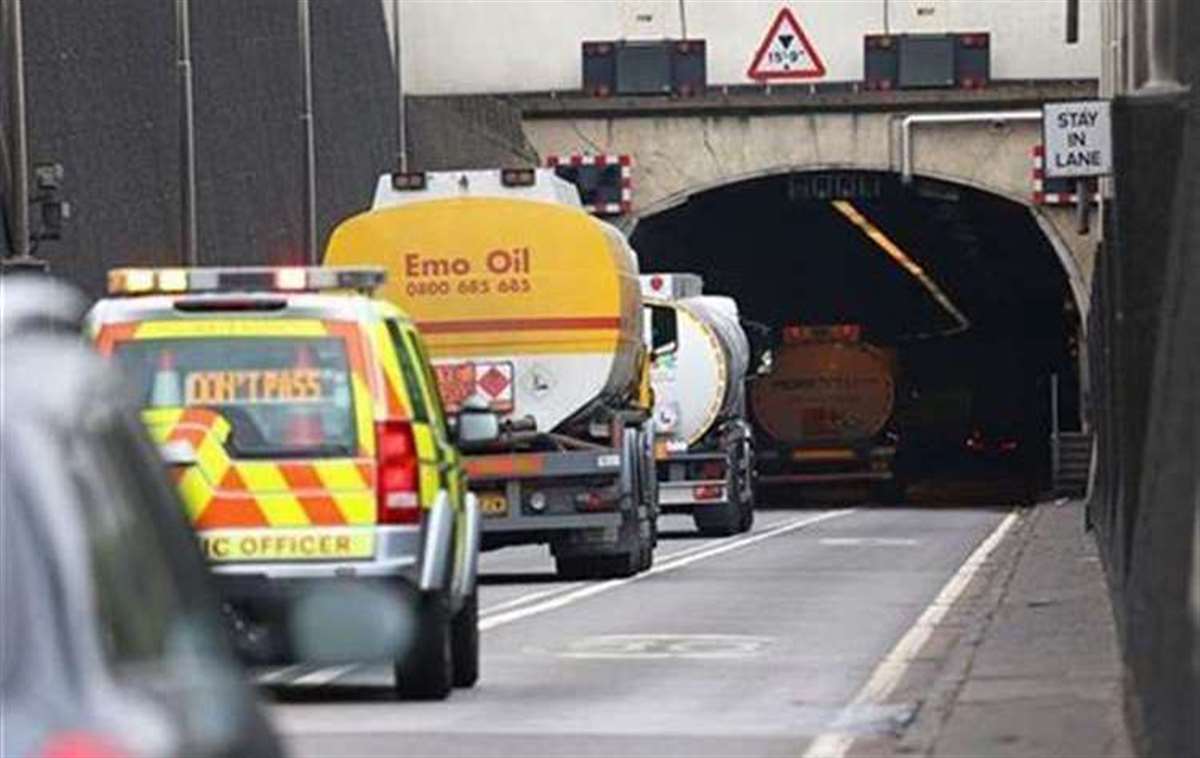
left=1042, top=100, right=1113, bottom=179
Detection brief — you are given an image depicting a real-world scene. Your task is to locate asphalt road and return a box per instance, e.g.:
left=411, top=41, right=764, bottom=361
left=266, top=506, right=1009, bottom=757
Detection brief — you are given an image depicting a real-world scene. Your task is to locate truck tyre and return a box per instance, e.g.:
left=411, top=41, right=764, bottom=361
left=394, top=591, right=453, bottom=700
left=450, top=589, right=479, bottom=688
left=737, top=464, right=755, bottom=533
left=554, top=555, right=591, bottom=580
left=693, top=501, right=741, bottom=536
left=876, top=477, right=907, bottom=505
left=638, top=515, right=657, bottom=571
left=555, top=553, right=635, bottom=579
left=737, top=496, right=755, bottom=533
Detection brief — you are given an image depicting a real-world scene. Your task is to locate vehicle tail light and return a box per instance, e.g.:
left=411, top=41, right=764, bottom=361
left=376, top=420, right=421, bottom=524
left=999, top=439, right=1019, bottom=453
left=693, top=485, right=724, bottom=501
left=40, top=732, right=128, bottom=758
left=575, top=489, right=615, bottom=512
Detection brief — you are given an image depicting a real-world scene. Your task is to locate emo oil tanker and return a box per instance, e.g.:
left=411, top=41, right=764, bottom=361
left=326, top=169, right=659, bottom=579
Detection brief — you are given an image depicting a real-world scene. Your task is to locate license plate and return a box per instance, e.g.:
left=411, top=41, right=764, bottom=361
left=479, top=492, right=509, bottom=518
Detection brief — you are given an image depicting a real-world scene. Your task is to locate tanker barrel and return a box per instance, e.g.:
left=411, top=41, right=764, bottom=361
left=649, top=295, right=753, bottom=445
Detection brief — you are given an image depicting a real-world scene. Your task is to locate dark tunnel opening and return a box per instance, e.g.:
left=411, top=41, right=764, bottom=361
left=631, top=170, right=1083, bottom=503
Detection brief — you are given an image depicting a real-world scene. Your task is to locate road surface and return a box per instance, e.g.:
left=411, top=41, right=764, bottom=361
left=266, top=506, right=1010, bottom=757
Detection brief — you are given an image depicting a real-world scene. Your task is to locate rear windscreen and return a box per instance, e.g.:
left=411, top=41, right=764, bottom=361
left=114, top=337, right=357, bottom=458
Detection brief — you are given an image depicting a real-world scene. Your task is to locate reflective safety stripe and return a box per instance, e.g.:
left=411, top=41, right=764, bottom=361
left=369, top=321, right=412, bottom=419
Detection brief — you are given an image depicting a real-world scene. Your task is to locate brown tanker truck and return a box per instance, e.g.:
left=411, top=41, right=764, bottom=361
left=750, top=324, right=903, bottom=500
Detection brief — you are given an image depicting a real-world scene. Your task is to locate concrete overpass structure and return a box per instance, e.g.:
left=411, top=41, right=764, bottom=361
left=388, top=1, right=1103, bottom=315
left=517, top=84, right=1099, bottom=317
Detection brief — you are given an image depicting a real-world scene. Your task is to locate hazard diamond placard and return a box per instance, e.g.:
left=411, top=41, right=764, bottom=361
left=747, top=7, right=826, bottom=81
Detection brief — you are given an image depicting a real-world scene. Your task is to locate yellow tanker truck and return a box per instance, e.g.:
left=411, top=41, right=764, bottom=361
left=325, top=169, right=661, bottom=579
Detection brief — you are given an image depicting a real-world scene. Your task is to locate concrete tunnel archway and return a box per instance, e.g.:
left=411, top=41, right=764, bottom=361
left=628, top=168, right=1085, bottom=498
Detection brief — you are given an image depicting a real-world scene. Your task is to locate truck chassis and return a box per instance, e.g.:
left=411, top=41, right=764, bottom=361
left=465, top=416, right=657, bottom=579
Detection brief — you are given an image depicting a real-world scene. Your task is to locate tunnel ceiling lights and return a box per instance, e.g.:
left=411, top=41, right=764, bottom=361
left=830, top=200, right=971, bottom=339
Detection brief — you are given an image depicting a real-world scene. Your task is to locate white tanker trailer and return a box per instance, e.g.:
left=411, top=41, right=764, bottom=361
left=641, top=274, right=755, bottom=535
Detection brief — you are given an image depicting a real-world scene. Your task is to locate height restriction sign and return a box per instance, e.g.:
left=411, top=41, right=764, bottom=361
left=747, top=7, right=826, bottom=81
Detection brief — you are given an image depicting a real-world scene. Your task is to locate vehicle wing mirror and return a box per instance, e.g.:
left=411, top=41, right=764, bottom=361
left=455, top=396, right=500, bottom=445
left=648, top=304, right=678, bottom=358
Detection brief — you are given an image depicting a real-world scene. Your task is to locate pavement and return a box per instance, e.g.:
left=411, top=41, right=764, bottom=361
left=857, top=498, right=1137, bottom=758
left=262, top=499, right=1137, bottom=758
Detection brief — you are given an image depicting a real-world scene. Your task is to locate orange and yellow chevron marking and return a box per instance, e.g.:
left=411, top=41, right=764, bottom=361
left=144, top=407, right=377, bottom=531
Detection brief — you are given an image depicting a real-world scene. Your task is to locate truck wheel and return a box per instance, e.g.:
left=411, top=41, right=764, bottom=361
left=450, top=590, right=479, bottom=688
left=739, top=472, right=756, bottom=533
left=394, top=591, right=453, bottom=700
left=638, top=516, right=657, bottom=571
left=554, top=556, right=592, bottom=580
left=875, top=478, right=907, bottom=505
left=737, top=498, right=755, bottom=533
left=693, top=501, right=741, bottom=536
left=555, top=554, right=635, bottom=580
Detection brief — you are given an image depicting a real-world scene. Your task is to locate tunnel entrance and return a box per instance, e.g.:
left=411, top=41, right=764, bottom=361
left=630, top=170, right=1083, bottom=503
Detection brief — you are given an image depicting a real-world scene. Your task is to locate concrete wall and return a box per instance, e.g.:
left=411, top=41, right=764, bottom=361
left=2, top=0, right=395, bottom=296
left=1088, top=1, right=1200, bottom=753
left=393, top=0, right=1101, bottom=95
left=522, top=113, right=1097, bottom=311
left=406, top=96, right=539, bottom=170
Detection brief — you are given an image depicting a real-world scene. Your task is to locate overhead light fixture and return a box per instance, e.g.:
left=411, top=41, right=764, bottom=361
left=830, top=200, right=970, bottom=336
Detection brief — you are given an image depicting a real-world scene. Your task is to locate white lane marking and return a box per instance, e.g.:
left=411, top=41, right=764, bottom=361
left=481, top=583, right=584, bottom=617
left=480, top=509, right=857, bottom=632
left=268, top=512, right=846, bottom=687
left=801, top=509, right=1021, bottom=758
left=255, top=664, right=308, bottom=684
left=479, top=525, right=778, bottom=617
left=290, top=664, right=359, bottom=687
left=819, top=537, right=919, bottom=547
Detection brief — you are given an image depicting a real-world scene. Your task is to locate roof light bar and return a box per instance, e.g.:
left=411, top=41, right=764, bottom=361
left=274, top=267, right=308, bottom=291
left=106, top=266, right=386, bottom=296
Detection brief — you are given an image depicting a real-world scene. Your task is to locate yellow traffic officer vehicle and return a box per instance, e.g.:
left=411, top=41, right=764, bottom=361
left=88, top=266, right=485, bottom=700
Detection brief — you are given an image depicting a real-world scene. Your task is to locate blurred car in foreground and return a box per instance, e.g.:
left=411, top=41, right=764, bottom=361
left=1, top=276, right=284, bottom=758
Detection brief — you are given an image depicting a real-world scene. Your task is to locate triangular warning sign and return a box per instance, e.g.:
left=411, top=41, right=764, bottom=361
left=747, top=7, right=827, bottom=81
